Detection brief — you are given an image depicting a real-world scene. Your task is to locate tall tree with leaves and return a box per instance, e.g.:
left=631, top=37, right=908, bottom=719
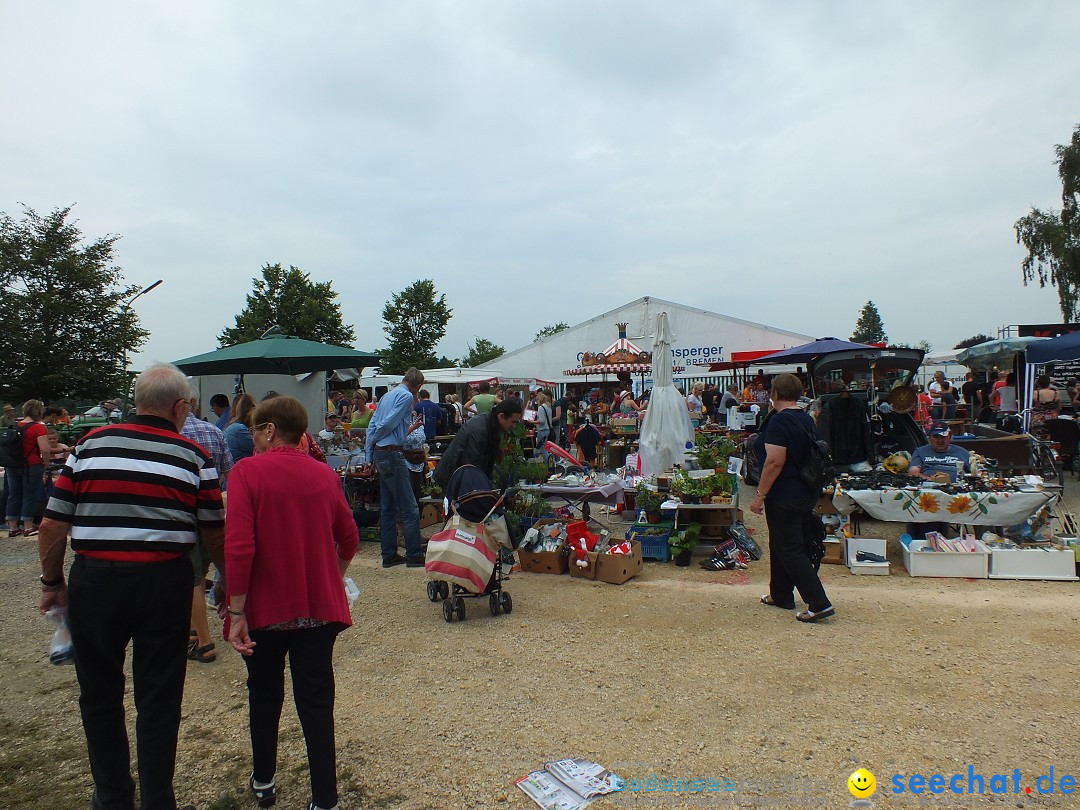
left=1016, top=124, right=1080, bottom=321
left=460, top=337, right=505, bottom=367
left=220, top=263, right=355, bottom=347
left=378, top=279, right=452, bottom=373
left=851, top=301, right=888, bottom=344
left=534, top=322, right=569, bottom=341
left=0, top=205, right=148, bottom=403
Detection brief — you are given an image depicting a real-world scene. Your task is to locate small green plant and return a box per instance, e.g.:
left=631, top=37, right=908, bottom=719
left=635, top=482, right=663, bottom=513
left=670, top=522, right=702, bottom=555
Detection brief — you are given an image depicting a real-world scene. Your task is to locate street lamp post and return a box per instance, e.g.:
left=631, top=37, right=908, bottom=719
left=120, top=279, right=163, bottom=418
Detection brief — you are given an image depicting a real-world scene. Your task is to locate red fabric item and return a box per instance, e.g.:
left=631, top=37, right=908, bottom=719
left=224, top=446, right=358, bottom=633
left=21, top=420, right=47, bottom=465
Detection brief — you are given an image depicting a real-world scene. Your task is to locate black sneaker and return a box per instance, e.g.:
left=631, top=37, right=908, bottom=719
left=250, top=773, right=277, bottom=807
left=382, top=555, right=407, bottom=568
left=405, top=556, right=426, bottom=568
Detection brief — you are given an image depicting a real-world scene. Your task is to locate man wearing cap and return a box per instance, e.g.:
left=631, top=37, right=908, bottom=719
left=907, top=422, right=971, bottom=539
left=910, top=422, right=970, bottom=483
left=319, top=412, right=343, bottom=441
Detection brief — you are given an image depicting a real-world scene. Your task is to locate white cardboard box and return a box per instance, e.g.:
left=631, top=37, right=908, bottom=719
left=847, top=537, right=890, bottom=576
left=981, top=542, right=1079, bottom=581
left=900, top=536, right=989, bottom=579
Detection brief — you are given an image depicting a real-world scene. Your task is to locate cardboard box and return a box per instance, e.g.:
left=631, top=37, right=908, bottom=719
left=420, top=503, right=444, bottom=529
left=900, top=536, right=989, bottom=578
left=518, top=548, right=570, bottom=575
left=822, top=537, right=845, bottom=565
left=570, top=540, right=644, bottom=584
left=847, top=537, right=890, bottom=576
left=518, top=519, right=570, bottom=574
left=814, top=495, right=839, bottom=516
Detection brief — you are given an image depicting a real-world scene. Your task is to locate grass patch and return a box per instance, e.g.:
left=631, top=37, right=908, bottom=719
left=206, top=793, right=243, bottom=810
left=0, top=717, right=87, bottom=809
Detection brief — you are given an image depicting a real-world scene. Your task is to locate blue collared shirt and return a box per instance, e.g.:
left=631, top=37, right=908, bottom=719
left=365, top=385, right=414, bottom=463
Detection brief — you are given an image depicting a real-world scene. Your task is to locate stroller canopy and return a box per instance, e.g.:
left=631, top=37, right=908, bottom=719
left=444, top=464, right=500, bottom=522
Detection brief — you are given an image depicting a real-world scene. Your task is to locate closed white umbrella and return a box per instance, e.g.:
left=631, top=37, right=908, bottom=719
left=638, top=311, right=693, bottom=477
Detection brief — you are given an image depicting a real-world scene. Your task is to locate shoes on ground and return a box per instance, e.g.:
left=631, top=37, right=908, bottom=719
left=188, top=642, right=216, bottom=663
left=250, top=773, right=277, bottom=807
left=405, top=555, right=426, bottom=567
left=795, top=605, right=836, bottom=623
left=382, top=555, right=407, bottom=568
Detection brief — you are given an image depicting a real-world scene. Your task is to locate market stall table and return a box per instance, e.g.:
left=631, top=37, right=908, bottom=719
left=521, top=481, right=626, bottom=520
left=832, top=486, right=1058, bottom=526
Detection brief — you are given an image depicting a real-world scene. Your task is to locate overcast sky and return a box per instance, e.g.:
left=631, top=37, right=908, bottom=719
left=3, top=1, right=1078, bottom=368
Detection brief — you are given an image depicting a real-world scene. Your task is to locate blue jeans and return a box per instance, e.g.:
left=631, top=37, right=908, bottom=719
left=5, top=464, right=43, bottom=524
left=374, top=450, right=422, bottom=560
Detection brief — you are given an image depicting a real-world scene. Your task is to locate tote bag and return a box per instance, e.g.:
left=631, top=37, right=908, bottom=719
left=425, top=514, right=498, bottom=593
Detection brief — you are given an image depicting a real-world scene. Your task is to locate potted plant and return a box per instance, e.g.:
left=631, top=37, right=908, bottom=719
left=670, top=522, right=701, bottom=566
left=635, top=483, right=664, bottom=522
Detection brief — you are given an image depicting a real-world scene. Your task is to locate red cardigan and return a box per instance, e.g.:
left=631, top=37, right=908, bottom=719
left=225, top=446, right=359, bottom=632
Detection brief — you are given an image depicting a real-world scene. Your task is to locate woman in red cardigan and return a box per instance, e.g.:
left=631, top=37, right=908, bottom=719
left=225, top=395, right=359, bottom=810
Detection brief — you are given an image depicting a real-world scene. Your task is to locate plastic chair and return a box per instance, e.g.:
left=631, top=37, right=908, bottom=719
left=1042, top=418, right=1080, bottom=478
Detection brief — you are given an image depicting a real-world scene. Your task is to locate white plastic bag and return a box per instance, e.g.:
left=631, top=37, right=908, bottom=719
left=46, top=606, right=74, bottom=665
left=343, top=577, right=360, bottom=606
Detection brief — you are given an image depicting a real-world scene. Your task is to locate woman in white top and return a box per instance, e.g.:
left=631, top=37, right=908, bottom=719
left=686, top=384, right=704, bottom=418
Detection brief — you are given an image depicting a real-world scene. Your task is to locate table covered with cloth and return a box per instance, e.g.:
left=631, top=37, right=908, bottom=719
left=521, top=481, right=626, bottom=519
left=832, top=486, right=1057, bottom=525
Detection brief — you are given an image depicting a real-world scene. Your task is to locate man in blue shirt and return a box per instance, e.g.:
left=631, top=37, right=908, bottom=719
left=366, top=368, right=426, bottom=567
left=414, top=389, right=443, bottom=441
left=209, top=393, right=231, bottom=430
left=910, top=422, right=970, bottom=482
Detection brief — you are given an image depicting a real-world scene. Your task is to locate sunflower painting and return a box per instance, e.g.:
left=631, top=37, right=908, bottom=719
left=947, top=495, right=973, bottom=515
left=916, top=493, right=940, bottom=513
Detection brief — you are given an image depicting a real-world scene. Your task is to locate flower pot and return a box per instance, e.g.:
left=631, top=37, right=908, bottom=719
left=645, top=511, right=660, bottom=524
left=674, top=549, right=693, bottom=566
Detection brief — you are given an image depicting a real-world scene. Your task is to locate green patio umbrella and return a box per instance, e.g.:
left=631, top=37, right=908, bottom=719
left=173, top=333, right=381, bottom=377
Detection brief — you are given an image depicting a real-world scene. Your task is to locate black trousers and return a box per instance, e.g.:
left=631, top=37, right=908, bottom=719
left=67, top=554, right=191, bottom=810
left=764, top=496, right=832, bottom=613
left=245, top=624, right=342, bottom=810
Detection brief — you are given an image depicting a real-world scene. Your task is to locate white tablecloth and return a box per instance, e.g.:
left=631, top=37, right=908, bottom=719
left=833, top=487, right=1057, bottom=525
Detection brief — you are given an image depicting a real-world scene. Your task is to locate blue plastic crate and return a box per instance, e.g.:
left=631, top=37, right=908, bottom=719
left=626, top=521, right=674, bottom=562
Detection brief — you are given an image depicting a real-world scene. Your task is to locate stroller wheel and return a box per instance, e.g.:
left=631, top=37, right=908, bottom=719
left=499, top=591, right=513, bottom=615
left=438, top=581, right=449, bottom=599
left=489, top=593, right=500, bottom=616
left=442, top=600, right=454, bottom=623
left=454, top=597, right=466, bottom=621
left=427, top=581, right=441, bottom=602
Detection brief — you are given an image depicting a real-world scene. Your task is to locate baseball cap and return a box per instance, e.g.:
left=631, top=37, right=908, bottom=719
left=929, top=421, right=950, bottom=437
left=325, top=412, right=340, bottom=419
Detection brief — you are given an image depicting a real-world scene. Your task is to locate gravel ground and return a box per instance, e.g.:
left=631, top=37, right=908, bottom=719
left=1, top=481, right=1079, bottom=810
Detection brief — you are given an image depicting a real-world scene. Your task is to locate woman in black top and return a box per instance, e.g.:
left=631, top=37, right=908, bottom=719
left=749, top=374, right=834, bottom=622
left=433, top=398, right=524, bottom=489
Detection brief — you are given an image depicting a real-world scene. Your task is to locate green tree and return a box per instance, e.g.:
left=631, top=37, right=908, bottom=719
left=460, top=337, right=505, bottom=367
left=850, top=300, right=888, bottom=344
left=1016, top=124, right=1080, bottom=321
left=378, top=279, right=452, bottom=373
left=0, top=205, right=148, bottom=403
left=534, top=322, right=569, bottom=341
left=220, top=263, right=354, bottom=347
left=954, top=334, right=993, bottom=350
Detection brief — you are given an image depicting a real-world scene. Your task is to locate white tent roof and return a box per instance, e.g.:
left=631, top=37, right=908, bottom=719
left=480, top=296, right=815, bottom=382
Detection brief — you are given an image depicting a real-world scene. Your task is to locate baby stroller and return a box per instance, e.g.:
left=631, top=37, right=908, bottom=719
left=425, top=465, right=515, bottom=623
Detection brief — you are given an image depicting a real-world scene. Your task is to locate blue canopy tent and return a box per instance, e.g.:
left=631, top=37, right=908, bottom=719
left=1024, top=332, right=1080, bottom=426
left=754, top=337, right=874, bottom=365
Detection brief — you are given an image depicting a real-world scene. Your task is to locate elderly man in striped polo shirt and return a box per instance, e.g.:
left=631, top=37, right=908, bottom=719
left=37, top=363, right=225, bottom=810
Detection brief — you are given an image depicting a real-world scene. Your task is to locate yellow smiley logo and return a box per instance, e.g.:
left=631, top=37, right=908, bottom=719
left=848, top=768, right=876, bottom=798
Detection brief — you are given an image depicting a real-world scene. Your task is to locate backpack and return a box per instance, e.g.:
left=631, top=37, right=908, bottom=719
left=0, top=423, right=27, bottom=469
left=799, top=424, right=836, bottom=490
